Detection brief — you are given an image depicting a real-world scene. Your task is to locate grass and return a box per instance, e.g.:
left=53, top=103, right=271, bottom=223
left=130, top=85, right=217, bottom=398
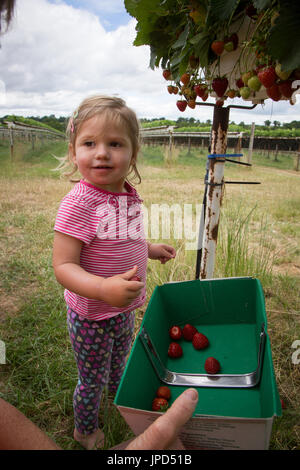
left=0, top=138, right=299, bottom=450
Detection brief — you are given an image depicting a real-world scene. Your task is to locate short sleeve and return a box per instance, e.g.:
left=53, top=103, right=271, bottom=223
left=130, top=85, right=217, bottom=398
left=54, top=195, right=95, bottom=245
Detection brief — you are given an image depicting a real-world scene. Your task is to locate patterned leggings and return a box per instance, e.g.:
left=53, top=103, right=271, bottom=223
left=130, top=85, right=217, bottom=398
left=67, top=307, right=135, bottom=435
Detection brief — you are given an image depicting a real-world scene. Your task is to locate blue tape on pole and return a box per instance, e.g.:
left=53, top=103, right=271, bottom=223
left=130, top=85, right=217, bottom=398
left=207, top=153, right=243, bottom=158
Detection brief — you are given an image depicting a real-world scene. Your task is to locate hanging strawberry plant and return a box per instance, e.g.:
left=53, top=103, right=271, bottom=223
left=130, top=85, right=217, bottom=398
left=124, top=0, right=300, bottom=110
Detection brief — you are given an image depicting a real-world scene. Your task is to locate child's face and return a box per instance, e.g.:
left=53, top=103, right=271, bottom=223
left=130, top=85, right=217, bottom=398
left=71, top=114, right=134, bottom=193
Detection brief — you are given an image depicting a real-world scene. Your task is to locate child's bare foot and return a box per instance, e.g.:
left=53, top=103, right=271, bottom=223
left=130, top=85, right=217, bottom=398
left=74, top=428, right=105, bottom=450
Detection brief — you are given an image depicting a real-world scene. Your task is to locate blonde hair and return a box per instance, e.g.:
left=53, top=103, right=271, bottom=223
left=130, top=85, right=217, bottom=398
left=59, top=95, right=141, bottom=184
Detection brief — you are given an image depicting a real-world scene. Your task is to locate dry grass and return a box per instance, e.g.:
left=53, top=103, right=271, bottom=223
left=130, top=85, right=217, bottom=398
left=0, top=139, right=299, bottom=449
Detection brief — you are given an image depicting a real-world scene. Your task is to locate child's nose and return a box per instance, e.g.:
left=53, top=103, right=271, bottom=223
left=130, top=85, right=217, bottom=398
left=95, top=143, right=109, bottom=158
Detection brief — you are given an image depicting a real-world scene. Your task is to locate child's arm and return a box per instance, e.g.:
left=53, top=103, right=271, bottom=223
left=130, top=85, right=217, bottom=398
left=53, top=231, right=143, bottom=308
left=147, top=242, right=176, bottom=264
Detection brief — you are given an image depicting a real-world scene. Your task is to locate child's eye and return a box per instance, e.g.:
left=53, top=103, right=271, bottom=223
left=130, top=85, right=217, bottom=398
left=84, top=141, right=95, bottom=147
left=110, top=141, right=122, bottom=148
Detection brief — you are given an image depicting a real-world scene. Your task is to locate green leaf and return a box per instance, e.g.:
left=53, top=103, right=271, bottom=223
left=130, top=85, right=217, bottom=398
left=252, top=0, right=272, bottom=10
left=171, top=23, right=190, bottom=49
left=267, top=4, right=300, bottom=70
left=207, top=0, right=240, bottom=23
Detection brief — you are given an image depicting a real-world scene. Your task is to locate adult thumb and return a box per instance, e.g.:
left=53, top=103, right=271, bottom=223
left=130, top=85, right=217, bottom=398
left=125, top=388, right=198, bottom=450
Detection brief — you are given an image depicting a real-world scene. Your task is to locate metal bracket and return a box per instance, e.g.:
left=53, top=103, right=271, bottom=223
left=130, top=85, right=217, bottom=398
left=139, top=324, right=266, bottom=388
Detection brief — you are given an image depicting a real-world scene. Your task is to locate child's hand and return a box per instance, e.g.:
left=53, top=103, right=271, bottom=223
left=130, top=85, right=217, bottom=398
left=148, top=243, right=176, bottom=264
left=99, top=266, right=144, bottom=308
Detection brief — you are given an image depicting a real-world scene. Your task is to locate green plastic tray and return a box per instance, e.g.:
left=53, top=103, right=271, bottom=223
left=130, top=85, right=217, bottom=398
left=115, top=277, right=281, bottom=419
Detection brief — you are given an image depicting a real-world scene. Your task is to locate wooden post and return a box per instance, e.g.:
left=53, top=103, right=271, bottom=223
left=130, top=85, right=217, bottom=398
left=200, top=105, right=229, bottom=280
left=296, top=144, right=300, bottom=171
left=274, top=144, right=279, bottom=161
left=9, top=126, right=14, bottom=160
left=296, top=153, right=300, bottom=171
left=248, top=122, right=255, bottom=165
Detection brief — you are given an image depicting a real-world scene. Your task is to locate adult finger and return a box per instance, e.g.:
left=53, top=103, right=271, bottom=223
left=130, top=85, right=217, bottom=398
left=125, top=388, right=198, bottom=450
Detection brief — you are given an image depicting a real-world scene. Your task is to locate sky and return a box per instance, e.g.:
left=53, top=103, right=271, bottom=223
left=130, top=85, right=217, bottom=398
left=0, top=0, right=299, bottom=125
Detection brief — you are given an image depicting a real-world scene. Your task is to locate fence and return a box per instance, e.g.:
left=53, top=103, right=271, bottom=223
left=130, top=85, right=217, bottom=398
left=0, top=120, right=65, bottom=159
left=140, top=126, right=300, bottom=170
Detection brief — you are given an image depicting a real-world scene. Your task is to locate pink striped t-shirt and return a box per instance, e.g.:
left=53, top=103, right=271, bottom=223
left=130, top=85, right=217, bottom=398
left=54, top=180, right=148, bottom=320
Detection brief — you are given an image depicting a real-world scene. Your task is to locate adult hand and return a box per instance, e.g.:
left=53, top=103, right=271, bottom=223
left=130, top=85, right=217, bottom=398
left=125, top=388, right=198, bottom=450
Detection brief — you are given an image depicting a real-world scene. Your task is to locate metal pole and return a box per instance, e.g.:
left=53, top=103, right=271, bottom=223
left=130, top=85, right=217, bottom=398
left=199, top=105, right=229, bottom=280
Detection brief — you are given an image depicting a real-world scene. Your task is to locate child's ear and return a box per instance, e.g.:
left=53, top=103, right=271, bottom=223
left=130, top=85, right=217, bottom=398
left=69, top=143, right=76, bottom=164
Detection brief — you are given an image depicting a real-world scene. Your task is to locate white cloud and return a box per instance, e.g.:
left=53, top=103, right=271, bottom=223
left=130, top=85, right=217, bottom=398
left=0, top=0, right=299, bottom=125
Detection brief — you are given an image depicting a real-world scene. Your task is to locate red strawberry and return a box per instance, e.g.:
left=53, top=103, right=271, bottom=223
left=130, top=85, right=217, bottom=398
left=163, top=69, right=171, bottom=80
left=167, top=85, right=174, bottom=94
left=202, top=91, right=208, bottom=101
left=176, top=100, right=187, bottom=112
left=130, top=275, right=141, bottom=281
left=280, top=398, right=287, bottom=410
left=212, top=77, right=228, bottom=97
left=182, top=324, right=198, bottom=341
left=187, top=99, right=196, bottom=109
left=194, top=84, right=206, bottom=97
left=168, top=342, right=183, bottom=358
left=266, top=84, right=282, bottom=101
left=245, top=4, right=257, bottom=18
left=180, top=73, right=190, bottom=85
left=278, top=80, right=293, bottom=98
left=211, top=40, right=224, bottom=56
left=216, top=99, right=224, bottom=107
left=156, top=386, right=171, bottom=400
left=229, top=33, right=238, bottom=50
left=152, top=397, right=169, bottom=411
left=258, top=66, right=277, bottom=88
left=205, top=357, right=220, bottom=374
left=192, top=332, right=209, bottom=350
left=236, top=77, right=244, bottom=88
left=169, top=325, right=182, bottom=341
left=189, top=55, right=199, bottom=68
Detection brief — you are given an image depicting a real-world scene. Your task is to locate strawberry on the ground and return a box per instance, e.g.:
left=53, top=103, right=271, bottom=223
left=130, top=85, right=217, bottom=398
left=212, top=77, right=228, bottom=97
left=176, top=100, right=187, bottom=112
left=280, top=398, right=287, bottom=410
left=205, top=357, right=220, bottom=374
left=192, top=332, right=209, bottom=350
left=211, top=40, right=224, bottom=56
left=169, top=325, right=182, bottom=341
left=152, top=397, right=169, bottom=411
left=266, top=84, right=282, bottom=101
left=156, top=386, right=171, bottom=400
left=258, top=66, right=277, bottom=88
left=182, top=324, right=198, bottom=341
left=168, top=342, right=183, bottom=358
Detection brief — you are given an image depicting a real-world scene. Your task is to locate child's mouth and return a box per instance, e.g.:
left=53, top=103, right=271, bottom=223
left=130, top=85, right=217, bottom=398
left=93, top=165, right=112, bottom=170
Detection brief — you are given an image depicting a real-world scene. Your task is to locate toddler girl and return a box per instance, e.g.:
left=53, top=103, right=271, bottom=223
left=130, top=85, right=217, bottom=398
left=53, top=95, right=176, bottom=449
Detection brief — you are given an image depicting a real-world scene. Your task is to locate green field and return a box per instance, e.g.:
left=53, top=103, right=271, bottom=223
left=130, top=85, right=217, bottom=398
left=0, top=138, right=299, bottom=450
